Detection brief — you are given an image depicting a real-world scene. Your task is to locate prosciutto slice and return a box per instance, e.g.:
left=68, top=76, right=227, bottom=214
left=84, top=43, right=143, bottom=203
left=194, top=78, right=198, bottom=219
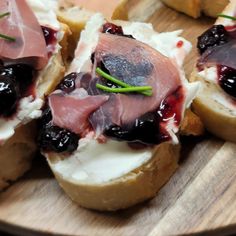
left=49, top=88, right=109, bottom=136
left=49, top=34, right=183, bottom=139
left=89, top=33, right=182, bottom=133
left=198, top=40, right=236, bottom=70
left=0, top=0, right=48, bottom=70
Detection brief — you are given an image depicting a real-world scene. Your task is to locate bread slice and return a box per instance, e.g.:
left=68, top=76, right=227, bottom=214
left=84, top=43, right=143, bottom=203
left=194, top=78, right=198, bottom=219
left=161, top=0, right=229, bottom=18
left=42, top=13, right=200, bottom=211
left=0, top=2, right=70, bottom=191
left=190, top=0, right=236, bottom=142
left=48, top=142, right=179, bottom=211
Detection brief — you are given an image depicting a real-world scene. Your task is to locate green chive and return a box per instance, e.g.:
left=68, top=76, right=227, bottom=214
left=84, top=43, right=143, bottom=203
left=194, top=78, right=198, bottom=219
left=96, top=67, right=152, bottom=96
left=218, top=14, right=236, bottom=21
left=0, top=33, right=15, bottom=42
left=96, top=83, right=152, bottom=96
left=0, top=12, right=10, bottom=19
left=0, top=12, right=15, bottom=42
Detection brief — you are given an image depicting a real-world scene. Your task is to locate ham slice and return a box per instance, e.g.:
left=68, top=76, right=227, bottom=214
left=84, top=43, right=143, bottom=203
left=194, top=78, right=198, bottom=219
left=89, top=33, right=182, bottom=133
left=198, top=40, right=236, bottom=71
left=49, top=34, right=183, bottom=139
left=49, top=88, right=109, bottom=136
left=0, top=0, right=48, bottom=70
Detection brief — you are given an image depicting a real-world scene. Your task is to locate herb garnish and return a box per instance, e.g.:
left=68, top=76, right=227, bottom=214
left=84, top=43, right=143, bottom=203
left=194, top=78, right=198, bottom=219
left=0, top=12, right=10, bottom=19
left=96, top=67, right=152, bottom=96
left=218, top=14, right=236, bottom=21
left=0, top=12, right=16, bottom=42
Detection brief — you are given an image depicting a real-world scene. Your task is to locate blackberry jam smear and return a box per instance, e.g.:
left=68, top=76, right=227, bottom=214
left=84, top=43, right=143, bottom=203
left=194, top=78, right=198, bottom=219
left=0, top=75, right=19, bottom=117
left=38, top=125, right=79, bottom=153
left=218, top=65, right=236, bottom=98
left=41, top=26, right=57, bottom=47
left=57, top=72, right=78, bottom=93
left=197, top=25, right=228, bottom=54
left=104, top=86, right=184, bottom=145
left=38, top=105, right=79, bottom=153
left=0, top=64, right=35, bottom=117
left=41, top=26, right=58, bottom=57
left=102, top=22, right=134, bottom=39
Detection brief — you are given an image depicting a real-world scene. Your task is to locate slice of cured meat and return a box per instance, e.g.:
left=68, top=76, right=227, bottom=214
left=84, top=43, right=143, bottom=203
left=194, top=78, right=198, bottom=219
left=48, top=33, right=185, bottom=144
left=89, top=33, right=182, bottom=133
left=49, top=88, right=109, bottom=136
left=0, top=0, right=48, bottom=70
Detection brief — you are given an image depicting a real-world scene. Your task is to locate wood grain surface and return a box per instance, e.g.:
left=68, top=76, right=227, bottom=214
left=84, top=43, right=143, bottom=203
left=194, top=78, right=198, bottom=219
left=1, top=1, right=235, bottom=236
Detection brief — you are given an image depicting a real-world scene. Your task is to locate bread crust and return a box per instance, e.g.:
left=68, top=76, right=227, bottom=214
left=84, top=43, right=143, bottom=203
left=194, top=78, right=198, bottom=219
left=161, top=0, right=201, bottom=18
left=47, top=142, right=179, bottom=211
left=161, top=0, right=229, bottom=18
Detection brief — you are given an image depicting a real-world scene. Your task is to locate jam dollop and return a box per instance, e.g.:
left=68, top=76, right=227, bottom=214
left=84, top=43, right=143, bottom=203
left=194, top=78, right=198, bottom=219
left=41, top=26, right=57, bottom=47
left=102, top=22, right=134, bottom=39
left=57, top=72, right=78, bottom=93
left=38, top=125, right=79, bottom=153
left=0, top=64, right=35, bottom=117
left=38, top=106, right=79, bottom=153
left=197, top=25, right=228, bottom=54
left=218, top=65, right=236, bottom=98
left=104, top=86, right=184, bottom=145
left=0, top=75, right=19, bottom=117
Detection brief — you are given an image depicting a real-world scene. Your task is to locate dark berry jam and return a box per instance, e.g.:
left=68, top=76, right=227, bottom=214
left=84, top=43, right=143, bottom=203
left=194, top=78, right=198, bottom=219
left=41, top=26, right=57, bottom=46
left=1, top=64, right=35, bottom=97
left=0, top=64, right=35, bottom=118
left=38, top=125, right=79, bottom=153
left=39, top=107, right=52, bottom=127
left=57, top=72, right=78, bottom=93
left=102, top=22, right=134, bottom=39
left=197, top=25, right=228, bottom=54
left=104, top=86, right=184, bottom=145
left=102, top=23, right=124, bottom=35
left=0, top=75, right=19, bottom=117
left=218, top=65, right=236, bottom=98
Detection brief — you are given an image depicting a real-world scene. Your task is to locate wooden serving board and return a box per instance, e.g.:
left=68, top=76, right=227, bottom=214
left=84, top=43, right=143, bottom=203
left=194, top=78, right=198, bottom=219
left=1, top=1, right=236, bottom=236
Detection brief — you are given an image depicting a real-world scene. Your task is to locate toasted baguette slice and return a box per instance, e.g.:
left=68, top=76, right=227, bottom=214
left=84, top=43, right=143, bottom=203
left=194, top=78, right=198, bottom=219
left=190, top=0, right=236, bottom=142
left=0, top=1, right=70, bottom=191
left=48, top=142, right=179, bottom=211
left=161, top=0, right=229, bottom=18
left=43, top=13, right=200, bottom=211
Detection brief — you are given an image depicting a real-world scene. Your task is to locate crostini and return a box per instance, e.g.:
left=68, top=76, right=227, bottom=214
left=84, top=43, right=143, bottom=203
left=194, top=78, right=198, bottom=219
left=191, top=0, right=236, bottom=142
left=0, top=0, right=68, bottom=190
left=38, top=13, right=200, bottom=211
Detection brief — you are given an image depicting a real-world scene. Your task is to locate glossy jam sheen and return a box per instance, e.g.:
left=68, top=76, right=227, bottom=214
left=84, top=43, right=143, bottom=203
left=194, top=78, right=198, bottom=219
left=105, top=86, right=184, bottom=146
left=218, top=65, right=236, bottom=98
left=41, top=26, right=57, bottom=47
